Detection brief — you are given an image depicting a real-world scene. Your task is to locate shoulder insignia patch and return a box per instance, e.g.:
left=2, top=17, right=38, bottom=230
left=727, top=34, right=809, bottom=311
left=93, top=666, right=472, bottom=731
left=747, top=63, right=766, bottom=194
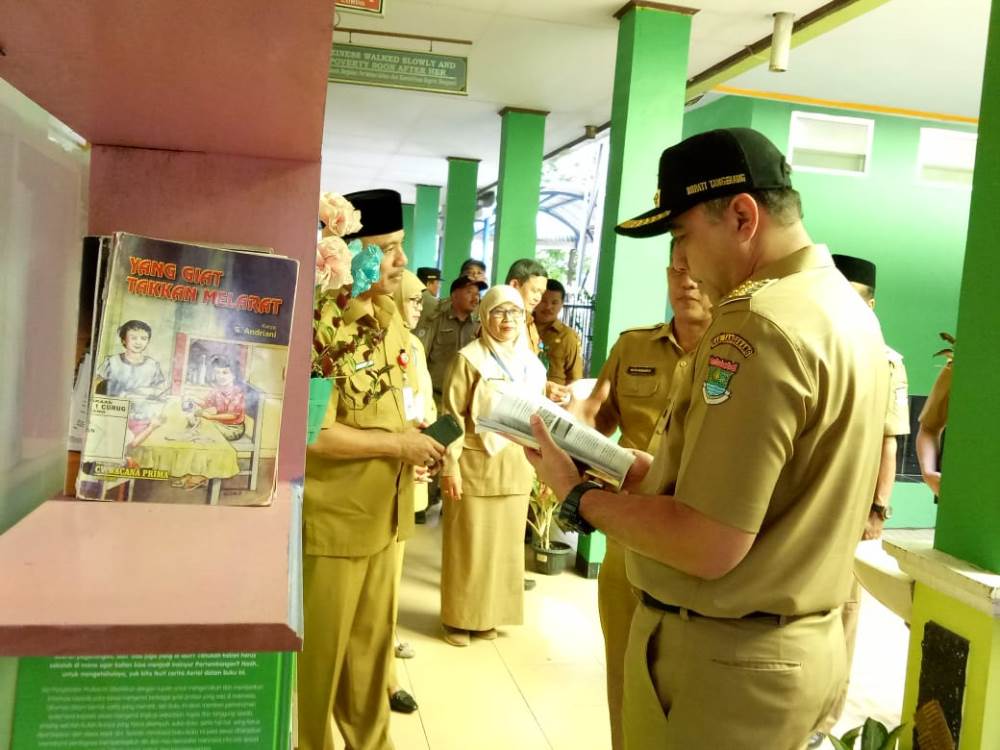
left=703, top=355, right=739, bottom=404
left=719, top=278, right=777, bottom=306
left=711, top=332, right=755, bottom=358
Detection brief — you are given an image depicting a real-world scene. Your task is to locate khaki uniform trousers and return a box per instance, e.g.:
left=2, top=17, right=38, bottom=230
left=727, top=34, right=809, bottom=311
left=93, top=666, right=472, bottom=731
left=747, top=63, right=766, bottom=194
left=388, top=539, right=406, bottom=690
left=298, top=543, right=397, bottom=750
left=598, top=538, right=638, bottom=750
left=623, top=602, right=845, bottom=750
left=818, top=578, right=861, bottom=732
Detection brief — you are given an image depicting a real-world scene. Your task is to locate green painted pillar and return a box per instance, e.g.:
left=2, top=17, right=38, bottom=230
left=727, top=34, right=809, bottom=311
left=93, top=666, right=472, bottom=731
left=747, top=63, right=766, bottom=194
left=441, top=157, right=479, bottom=286
left=401, top=202, right=415, bottom=262
left=412, top=184, right=441, bottom=271
left=934, top=0, right=1000, bottom=573
left=590, top=2, right=694, bottom=373
left=492, top=107, right=547, bottom=284
left=894, top=7, right=1000, bottom=748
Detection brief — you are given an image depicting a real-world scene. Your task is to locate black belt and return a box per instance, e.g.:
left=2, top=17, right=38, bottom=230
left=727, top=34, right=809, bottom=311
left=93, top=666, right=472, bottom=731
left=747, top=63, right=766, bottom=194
left=640, top=592, right=828, bottom=627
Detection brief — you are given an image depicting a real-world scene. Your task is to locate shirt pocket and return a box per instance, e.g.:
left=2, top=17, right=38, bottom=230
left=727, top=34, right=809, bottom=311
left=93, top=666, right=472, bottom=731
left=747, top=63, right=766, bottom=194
left=620, top=373, right=661, bottom=398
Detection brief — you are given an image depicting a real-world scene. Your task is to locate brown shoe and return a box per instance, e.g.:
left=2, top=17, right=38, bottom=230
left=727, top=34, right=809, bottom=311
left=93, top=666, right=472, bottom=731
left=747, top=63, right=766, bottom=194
left=471, top=628, right=498, bottom=641
left=443, top=626, right=469, bottom=647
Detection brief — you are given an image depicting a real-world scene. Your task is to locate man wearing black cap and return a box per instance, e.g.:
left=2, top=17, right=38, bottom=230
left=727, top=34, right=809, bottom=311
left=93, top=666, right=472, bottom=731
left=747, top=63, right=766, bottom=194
left=524, top=128, right=889, bottom=747
left=813, top=253, right=909, bottom=745
left=416, top=266, right=442, bottom=303
left=301, top=189, right=446, bottom=750
left=416, top=274, right=487, bottom=404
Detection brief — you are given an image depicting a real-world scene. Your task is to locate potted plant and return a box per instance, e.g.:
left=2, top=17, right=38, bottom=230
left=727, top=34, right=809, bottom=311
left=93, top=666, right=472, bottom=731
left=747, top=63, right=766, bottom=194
left=826, top=718, right=906, bottom=750
left=528, top=479, right=573, bottom=575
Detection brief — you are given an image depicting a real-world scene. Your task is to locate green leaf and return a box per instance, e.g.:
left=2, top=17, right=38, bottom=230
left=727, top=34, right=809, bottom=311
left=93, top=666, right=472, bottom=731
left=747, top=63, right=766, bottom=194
left=882, top=724, right=907, bottom=750
left=826, top=735, right=853, bottom=750
left=840, top=726, right=863, bottom=746
left=860, top=718, right=889, bottom=750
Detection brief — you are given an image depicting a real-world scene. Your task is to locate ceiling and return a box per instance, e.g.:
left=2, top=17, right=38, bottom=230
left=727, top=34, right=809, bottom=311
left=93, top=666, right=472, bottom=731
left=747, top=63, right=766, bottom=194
left=322, top=0, right=992, bottom=202
left=0, top=0, right=333, bottom=160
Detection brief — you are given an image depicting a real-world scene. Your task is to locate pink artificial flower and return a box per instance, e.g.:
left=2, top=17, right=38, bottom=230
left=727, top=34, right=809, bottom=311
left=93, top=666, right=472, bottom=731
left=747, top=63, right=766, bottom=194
left=316, top=236, right=354, bottom=292
left=319, top=192, right=362, bottom=238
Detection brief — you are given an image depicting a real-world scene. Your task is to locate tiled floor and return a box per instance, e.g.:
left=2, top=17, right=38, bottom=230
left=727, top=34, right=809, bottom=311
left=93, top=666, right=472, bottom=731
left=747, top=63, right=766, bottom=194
left=379, top=507, right=911, bottom=749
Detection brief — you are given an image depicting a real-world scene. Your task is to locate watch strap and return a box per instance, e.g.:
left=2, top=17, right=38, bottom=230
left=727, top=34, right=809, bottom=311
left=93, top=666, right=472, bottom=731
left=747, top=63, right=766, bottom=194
left=559, top=481, right=600, bottom=535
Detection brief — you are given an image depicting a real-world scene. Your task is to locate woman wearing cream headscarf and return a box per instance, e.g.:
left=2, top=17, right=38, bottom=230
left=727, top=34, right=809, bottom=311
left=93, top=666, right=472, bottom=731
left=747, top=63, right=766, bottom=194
left=383, top=269, right=436, bottom=714
left=439, top=285, right=548, bottom=646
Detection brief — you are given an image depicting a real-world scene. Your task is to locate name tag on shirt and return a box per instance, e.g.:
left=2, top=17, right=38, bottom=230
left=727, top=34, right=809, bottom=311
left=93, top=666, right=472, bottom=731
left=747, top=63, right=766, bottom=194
left=627, top=366, right=656, bottom=376
left=403, top=386, right=421, bottom=421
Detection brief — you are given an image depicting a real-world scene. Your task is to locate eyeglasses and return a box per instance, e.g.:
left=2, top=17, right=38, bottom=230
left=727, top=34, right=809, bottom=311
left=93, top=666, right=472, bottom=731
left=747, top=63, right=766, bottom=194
left=488, top=307, right=524, bottom=320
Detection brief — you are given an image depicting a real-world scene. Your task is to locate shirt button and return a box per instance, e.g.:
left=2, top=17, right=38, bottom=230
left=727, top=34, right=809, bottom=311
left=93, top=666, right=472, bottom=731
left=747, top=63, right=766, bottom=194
left=680, top=361, right=688, bottom=368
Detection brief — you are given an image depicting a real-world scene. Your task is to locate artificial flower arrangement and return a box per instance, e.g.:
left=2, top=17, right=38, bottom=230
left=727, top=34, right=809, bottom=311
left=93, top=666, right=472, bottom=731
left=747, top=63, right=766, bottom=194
left=308, top=193, right=396, bottom=441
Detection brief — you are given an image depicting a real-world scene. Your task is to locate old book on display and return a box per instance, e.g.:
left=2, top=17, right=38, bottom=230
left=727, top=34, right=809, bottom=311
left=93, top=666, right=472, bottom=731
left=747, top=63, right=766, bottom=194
left=75, top=233, right=298, bottom=506
left=475, top=386, right=636, bottom=489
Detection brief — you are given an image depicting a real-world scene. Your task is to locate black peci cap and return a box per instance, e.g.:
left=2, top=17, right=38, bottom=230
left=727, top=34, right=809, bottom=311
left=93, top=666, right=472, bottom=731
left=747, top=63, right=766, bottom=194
left=343, top=189, right=404, bottom=241
left=450, top=275, right=488, bottom=293
left=832, top=254, right=877, bottom=289
left=615, top=128, right=794, bottom=238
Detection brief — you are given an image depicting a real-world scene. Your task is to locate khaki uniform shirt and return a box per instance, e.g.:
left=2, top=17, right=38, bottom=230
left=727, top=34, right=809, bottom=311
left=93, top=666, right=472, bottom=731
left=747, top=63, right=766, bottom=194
left=885, top=347, right=910, bottom=437
left=595, top=322, right=685, bottom=451
left=538, top=319, right=584, bottom=386
left=416, top=303, right=479, bottom=395
left=303, top=296, right=415, bottom=558
left=628, top=246, right=889, bottom=618
left=441, top=355, right=536, bottom=497
left=919, top=361, right=952, bottom=433
left=526, top=319, right=541, bottom=356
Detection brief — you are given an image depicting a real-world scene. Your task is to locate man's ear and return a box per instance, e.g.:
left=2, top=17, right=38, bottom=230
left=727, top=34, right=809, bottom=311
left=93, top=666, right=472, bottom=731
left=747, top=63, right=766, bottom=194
left=729, top=193, right=760, bottom=241
left=508, top=278, right=522, bottom=290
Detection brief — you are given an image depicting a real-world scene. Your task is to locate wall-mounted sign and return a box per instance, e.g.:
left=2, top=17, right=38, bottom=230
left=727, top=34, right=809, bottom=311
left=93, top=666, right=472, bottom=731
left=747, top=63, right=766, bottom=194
left=329, top=44, right=468, bottom=96
left=337, top=0, right=384, bottom=16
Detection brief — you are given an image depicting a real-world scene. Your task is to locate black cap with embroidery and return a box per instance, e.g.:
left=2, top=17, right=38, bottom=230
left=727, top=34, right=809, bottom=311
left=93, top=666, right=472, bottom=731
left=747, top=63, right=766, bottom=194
left=417, top=267, right=442, bottom=283
left=832, top=254, right=877, bottom=289
left=343, top=189, right=404, bottom=241
left=615, top=128, right=794, bottom=238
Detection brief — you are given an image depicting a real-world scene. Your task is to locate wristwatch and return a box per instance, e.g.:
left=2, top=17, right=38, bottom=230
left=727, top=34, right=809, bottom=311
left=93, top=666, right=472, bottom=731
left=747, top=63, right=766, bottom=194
left=559, top=481, right=601, bottom=535
left=871, top=503, right=892, bottom=521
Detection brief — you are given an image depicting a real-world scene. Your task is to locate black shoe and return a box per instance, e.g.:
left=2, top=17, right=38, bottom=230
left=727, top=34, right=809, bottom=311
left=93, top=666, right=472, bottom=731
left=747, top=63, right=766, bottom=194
left=415, top=510, right=427, bottom=524
left=389, top=689, right=418, bottom=714
left=524, top=578, right=536, bottom=591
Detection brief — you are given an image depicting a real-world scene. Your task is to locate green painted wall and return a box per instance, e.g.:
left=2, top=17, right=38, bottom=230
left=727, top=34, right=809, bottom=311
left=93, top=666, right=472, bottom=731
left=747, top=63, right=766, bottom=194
left=684, top=96, right=976, bottom=528
left=402, top=202, right=415, bottom=263
left=412, top=184, right=442, bottom=272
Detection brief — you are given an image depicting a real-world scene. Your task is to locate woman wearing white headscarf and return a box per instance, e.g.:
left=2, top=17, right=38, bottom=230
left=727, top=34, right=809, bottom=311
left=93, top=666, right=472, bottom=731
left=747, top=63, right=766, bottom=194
left=383, top=270, right=436, bottom=713
left=439, top=285, right=548, bottom=646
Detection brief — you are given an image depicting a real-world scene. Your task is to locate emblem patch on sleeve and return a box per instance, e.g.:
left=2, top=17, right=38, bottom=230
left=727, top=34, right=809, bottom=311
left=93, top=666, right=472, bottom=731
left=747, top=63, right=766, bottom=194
left=704, top=355, right=739, bottom=404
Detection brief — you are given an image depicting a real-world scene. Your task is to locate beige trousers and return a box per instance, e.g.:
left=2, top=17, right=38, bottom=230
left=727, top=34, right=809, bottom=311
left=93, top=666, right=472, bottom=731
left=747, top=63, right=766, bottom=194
left=597, top=538, right=638, bottom=750
left=298, top=544, right=396, bottom=750
left=623, top=601, right=845, bottom=750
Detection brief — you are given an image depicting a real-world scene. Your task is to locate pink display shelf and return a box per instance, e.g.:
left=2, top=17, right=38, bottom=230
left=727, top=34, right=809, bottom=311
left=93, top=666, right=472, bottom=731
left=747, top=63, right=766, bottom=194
left=0, top=482, right=303, bottom=656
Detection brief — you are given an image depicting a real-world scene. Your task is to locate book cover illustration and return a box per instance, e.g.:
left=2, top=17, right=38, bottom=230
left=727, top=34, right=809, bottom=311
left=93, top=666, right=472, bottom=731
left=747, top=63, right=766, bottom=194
left=76, top=233, right=298, bottom=506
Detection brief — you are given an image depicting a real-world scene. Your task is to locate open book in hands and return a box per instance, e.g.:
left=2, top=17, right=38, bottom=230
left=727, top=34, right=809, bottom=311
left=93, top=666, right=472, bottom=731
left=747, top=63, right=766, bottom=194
left=475, top=386, right=635, bottom=489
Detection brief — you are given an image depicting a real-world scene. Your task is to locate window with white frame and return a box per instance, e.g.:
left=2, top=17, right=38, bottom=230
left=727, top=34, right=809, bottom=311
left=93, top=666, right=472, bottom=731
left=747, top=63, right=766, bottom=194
left=917, top=127, right=977, bottom=187
left=788, top=111, right=874, bottom=175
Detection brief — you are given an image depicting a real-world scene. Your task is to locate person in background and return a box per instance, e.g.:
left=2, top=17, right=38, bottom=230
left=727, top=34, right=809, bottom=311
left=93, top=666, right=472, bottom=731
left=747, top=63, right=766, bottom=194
left=416, top=275, right=487, bottom=407
left=439, top=286, right=547, bottom=646
left=811, top=253, right=910, bottom=747
left=533, top=279, right=584, bottom=386
left=525, top=128, right=889, bottom=748
left=505, top=259, right=570, bottom=406
left=570, top=256, right=712, bottom=750
left=416, top=266, right=442, bottom=310
left=299, top=189, right=445, bottom=750
left=382, top=269, right=438, bottom=716
left=916, top=340, right=953, bottom=496
left=461, top=258, right=488, bottom=284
